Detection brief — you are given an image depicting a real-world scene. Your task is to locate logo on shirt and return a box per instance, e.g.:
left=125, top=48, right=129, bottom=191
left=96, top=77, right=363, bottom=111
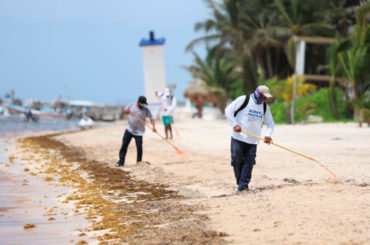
left=248, top=109, right=263, bottom=121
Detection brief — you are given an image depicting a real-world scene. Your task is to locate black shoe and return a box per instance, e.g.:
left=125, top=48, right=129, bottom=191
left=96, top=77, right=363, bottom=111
left=116, top=161, right=124, bottom=167
left=238, top=187, right=249, bottom=192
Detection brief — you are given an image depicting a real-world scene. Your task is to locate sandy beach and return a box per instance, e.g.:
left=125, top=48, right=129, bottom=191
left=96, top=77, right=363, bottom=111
left=2, top=0, right=369, bottom=244
left=4, top=119, right=370, bottom=244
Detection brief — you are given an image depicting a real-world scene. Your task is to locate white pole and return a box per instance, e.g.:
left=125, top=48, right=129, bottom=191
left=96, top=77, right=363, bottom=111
left=291, top=39, right=306, bottom=124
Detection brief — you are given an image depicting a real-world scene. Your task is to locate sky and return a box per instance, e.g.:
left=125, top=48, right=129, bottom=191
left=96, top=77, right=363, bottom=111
left=0, top=0, right=211, bottom=105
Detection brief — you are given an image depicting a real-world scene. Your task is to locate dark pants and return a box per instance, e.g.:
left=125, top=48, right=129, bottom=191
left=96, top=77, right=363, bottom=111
left=231, top=138, right=257, bottom=191
left=118, top=130, right=143, bottom=164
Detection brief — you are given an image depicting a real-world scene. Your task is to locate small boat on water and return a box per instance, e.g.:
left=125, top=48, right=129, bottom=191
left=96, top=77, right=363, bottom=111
left=5, top=104, right=67, bottom=119
left=78, top=116, right=94, bottom=129
left=0, top=105, right=28, bottom=122
left=0, top=106, right=8, bottom=116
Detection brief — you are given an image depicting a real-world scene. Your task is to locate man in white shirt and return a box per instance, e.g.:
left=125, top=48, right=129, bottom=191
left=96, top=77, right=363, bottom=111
left=225, top=85, right=275, bottom=192
left=155, top=88, right=177, bottom=139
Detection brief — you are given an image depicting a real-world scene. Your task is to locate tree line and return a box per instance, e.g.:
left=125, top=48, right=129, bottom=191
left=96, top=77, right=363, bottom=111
left=183, top=0, right=369, bottom=123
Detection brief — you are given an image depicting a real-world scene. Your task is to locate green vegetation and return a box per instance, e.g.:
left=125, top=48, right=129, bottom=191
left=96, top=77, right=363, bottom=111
left=270, top=88, right=353, bottom=123
left=185, top=0, right=369, bottom=123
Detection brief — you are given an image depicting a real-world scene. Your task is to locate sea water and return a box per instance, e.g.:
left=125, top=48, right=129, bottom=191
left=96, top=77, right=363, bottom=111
left=0, top=118, right=95, bottom=244
left=0, top=116, right=80, bottom=136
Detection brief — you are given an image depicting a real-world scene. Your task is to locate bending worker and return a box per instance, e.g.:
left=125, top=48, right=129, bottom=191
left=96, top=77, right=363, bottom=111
left=225, top=85, right=275, bottom=192
left=116, top=96, right=156, bottom=167
left=155, top=88, right=177, bottom=139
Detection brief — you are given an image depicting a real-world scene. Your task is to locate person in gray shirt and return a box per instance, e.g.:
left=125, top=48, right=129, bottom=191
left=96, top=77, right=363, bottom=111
left=117, top=96, right=157, bottom=166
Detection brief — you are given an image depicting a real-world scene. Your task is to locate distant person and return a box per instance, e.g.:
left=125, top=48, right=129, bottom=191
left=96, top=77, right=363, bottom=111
left=225, top=85, right=275, bottom=192
left=155, top=88, right=177, bottom=139
left=116, top=96, right=157, bottom=167
left=24, top=109, right=39, bottom=122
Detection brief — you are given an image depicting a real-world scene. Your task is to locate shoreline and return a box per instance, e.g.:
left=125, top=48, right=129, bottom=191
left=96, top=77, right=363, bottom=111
left=3, top=131, right=226, bottom=244
left=0, top=134, right=94, bottom=245
left=2, top=120, right=370, bottom=244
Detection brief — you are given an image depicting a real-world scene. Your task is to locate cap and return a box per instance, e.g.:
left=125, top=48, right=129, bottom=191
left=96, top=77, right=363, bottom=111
left=257, top=85, right=272, bottom=98
left=137, top=96, right=148, bottom=106
left=164, top=88, right=171, bottom=96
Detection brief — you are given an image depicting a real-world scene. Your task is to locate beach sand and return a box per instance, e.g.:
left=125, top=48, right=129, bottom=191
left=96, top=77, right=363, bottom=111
left=6, top=120, right=370, bottom=244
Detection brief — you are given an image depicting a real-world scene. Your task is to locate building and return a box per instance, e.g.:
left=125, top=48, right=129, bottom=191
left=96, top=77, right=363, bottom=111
left=139, top=31, right=167, bottom=104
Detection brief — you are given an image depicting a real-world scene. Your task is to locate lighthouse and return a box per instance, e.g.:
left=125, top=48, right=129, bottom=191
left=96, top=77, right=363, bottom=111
left=139, top=31, right=166, bottom=104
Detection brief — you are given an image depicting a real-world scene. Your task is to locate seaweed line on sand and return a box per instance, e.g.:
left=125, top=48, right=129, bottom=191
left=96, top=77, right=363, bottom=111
left=17, top=133, right=227, bottom=244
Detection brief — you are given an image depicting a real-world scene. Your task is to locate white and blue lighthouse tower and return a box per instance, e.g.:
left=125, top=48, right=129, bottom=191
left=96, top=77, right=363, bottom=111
left=139, top=31, right=166, bottom=104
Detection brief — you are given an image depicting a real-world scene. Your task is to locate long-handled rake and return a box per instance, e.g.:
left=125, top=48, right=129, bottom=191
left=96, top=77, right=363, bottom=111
left=172, top=123, right=181, bottom=139
left=130, top=112, right=187, bottom=159
left=241, top=129, right=337, bottom=179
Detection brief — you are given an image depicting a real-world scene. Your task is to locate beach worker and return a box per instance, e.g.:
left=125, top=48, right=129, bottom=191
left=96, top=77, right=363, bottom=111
left=155, top=88, right=177, bottom=139
left=225, top=85, right=275, bottom=192
left=24, top=108, right=39, bottom=122
left=116, top=96, right=157, bottom=167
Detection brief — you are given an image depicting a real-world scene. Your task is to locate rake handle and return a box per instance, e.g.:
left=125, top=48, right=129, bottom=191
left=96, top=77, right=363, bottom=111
left=172, top=124, right=181, bottom=138
left=241, top=130, right=313, bottom=160
left=240, top=129, right=336, bottom=178
left=129, top=112, right=178, bottom=149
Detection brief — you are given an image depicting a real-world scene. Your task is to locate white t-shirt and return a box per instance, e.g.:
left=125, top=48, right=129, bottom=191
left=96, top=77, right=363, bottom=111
left=225, top=95, right=274, bottom=144
left=158, top=94, right=177, bottom=116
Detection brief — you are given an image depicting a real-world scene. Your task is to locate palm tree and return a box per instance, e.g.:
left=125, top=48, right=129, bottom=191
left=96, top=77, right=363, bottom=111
left=187, top=0, right=261, bottom=94
left=337, top=24, right=370, bottom=118
left=322, top=0, right=361, bottom=37
left=184, top=47, right=237, bottom=90
left=183, top=46, right=239, bottom=112
left=188, top=0, right=337, bottom=91
left=273, top=0, right=337, bottom=123
left=273, top=0, right=336, bottom=64
left=186, top=0, right=367, bottom=124
left=327, top=39, right=351, bottom=119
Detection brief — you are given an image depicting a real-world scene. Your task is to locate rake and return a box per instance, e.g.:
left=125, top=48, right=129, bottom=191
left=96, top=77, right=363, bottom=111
left=130, top=112, right=187, bottom=159
left=241, top=129, right=336, bottom=179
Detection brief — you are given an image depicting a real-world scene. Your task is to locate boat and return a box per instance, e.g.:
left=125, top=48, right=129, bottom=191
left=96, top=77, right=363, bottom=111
left=5, top=104, right=67, bottom=119
left=78, top=116, right=94, bottom=129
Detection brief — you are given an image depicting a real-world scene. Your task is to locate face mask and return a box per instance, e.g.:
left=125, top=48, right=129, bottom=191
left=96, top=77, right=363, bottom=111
left=254, top=88, right=267, bottom=103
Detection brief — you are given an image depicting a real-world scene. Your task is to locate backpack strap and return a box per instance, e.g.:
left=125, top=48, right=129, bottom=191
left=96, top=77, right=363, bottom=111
left=234, top=95, right=250, bottom=117
left=234, top=95, right=267, bottom=117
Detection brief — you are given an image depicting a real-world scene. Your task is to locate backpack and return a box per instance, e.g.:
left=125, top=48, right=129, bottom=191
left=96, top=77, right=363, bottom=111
left=234, top=95, right=267, bottom=117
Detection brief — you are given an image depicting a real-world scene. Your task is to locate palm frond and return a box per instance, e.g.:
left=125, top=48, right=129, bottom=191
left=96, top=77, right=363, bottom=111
left=356, top=1, right=370, bottom=26
left=301, top=22, right=335, bottom=37
left=185, top=34, right=220, bottom=52
left=285, top=36, right=295, bottom=68
left=274, top=0, right=293, bottom=25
